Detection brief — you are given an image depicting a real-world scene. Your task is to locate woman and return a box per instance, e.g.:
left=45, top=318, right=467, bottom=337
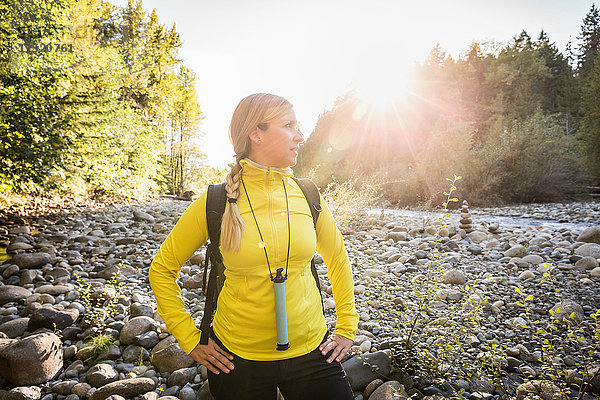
left=149, top=93, right=359, bottom=400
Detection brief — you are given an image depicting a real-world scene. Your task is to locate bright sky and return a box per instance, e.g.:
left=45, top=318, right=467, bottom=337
left=112, top=0, right=594, bottom=167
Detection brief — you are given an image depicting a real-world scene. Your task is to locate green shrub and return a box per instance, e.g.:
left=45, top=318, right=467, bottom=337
left=85, top=333, right=116, bottom=359
left=317, top=173, right=381, bottom=232
left=463, top=112, right=582, bottom=204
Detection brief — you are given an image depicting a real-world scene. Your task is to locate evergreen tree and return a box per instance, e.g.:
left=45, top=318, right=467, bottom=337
left=576, top=4, right=600, bottom=78
left=534, top=30, right=576, bottom=130
left=579, top=49, right=600, bottom=183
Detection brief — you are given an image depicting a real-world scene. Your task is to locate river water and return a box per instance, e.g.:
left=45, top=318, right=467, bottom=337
left=369, top=205, right=597, bottom=233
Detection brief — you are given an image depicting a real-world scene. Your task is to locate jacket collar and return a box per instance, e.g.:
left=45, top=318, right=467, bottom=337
left=240, top=158, right=294, bottom=179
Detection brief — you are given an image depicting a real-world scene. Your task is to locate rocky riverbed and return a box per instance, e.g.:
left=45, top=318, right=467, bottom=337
left=0, top=199, right=599, bottom=400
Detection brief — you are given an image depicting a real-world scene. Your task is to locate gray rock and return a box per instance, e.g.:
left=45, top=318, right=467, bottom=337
left=130, top=303, right=154, bottom=318
left=342, top=351, right=392, bottom=391
left=71, top=383, right=91, bottom=397
left=518, top=270, right=535, bottom=280
left=363, top=379, right=384, bottom=399
left=120, top=316, right=158, bottom=345
left=133, top=210, right=155, bottom=223
left=2, top=265, right=19, bottom=278
left=151, top=341, right=194, bottom=374
left=468, top=231, right=487, bottom=242
left=94, top=344, right=122, bottom=362
left=134, top=331, right=160, bottom=349
left=574, top=256, right=599, bottom=270
left=0, top=286, right=31, bottom=305
left=505, top=245, right=527, bottom=258
left=167, top=367, right=196, bottom=387
left=46, top=267, right=70, bottom=281
left=52, top=380, right=78, bottom=395
left=89, top=378, right=156, bottom=400
left=178, top=386, right=196, bottom=400
left=11, top=253, right=51, bottom=269
left=28, top=305, right=79, bottom=331
left=86, top=363, right=119, bottom=387
left=470, top=377, right=494, bottom=393
left=575, top=243, right=600, bottom=259
left=141, top=392, right=158, bottom=400
left=516, top=380, right=560, bottom=400
left=550, top=300, right=585, bottom=323
left=577, top=226, right=600, bottom=244
left=4, top=386, right=42, bottom=400
left=385, top=232, right=408, bottom=242
left=182, top=275, right=203, bottom=290
left=442, top=269, right=466, bottom=285
left=160, top=387, right=179, bottom=397
left=20, top=270, right=37, bottom=286
left=0, top=318, right=29, bottom=338
left=7, top=242, right=34, bottom=252
left=0, top=332, right=63, bottom=385
left=8, top=226, right=30, bottom=234
left=35, top=285, right=70, bottom=296
left=105, top=396, right=126, bottom=400
left=522, top=254, right=544, bottom=265
left=122, top=344, right=149, bottom=364
left=189, top=253, right=205, bottom=265
left=368, top=381, right=407, bottom=400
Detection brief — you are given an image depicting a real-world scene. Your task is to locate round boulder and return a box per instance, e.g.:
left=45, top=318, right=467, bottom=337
left=86, top=363, right=119, bottom=387
left=577, top=226, right=600, bottom=244
left=90, top=378, right=155, bottom=400
left=442, top=269, right=466, bottom=285
left=151, top=341, right=194, bottom=373
left=575, top=243, right=600, bottom=259
left=0, top=286, right=31, bottom=306
left=575, top=256, right=599, bottom=270
left=550, top=300, right=585, bottom=323
left=10, top=253, right=51, bottom=269
left=120, top=316, right=158, bottom=345
left=0, top=332, right=63, bottom=385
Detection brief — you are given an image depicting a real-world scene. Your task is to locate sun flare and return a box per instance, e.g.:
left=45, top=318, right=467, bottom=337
left=353, top=63, right=416, bottom=110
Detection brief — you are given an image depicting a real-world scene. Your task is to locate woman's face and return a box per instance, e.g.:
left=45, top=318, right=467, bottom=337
left=251, top=110, right=304, bottom=168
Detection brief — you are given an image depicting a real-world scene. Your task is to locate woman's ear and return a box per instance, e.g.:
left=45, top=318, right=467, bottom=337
left=248, top=127, right=262, bottom=145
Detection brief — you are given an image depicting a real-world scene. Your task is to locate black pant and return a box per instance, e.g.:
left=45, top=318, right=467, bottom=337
left=208, top=333, right=354, bottom=400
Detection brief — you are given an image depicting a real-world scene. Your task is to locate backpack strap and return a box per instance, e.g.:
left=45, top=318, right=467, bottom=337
left=291, top=177, right=322, bottom=226
left=199, top=183, right=226, bottom=345
left=291, top=177, right=324, bottom=313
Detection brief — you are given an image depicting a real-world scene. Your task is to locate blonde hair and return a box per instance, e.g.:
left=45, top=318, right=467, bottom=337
left=220, top=93, right=293, bottom=252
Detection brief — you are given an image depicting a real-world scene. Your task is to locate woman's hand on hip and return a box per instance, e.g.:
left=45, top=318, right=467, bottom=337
left=319, top=334, right=353, bottom=363
left=189, top=338, right=235, bottom=374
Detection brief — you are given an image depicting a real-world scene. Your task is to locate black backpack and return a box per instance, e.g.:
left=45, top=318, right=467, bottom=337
left=199, top=177, right=324, bottom=345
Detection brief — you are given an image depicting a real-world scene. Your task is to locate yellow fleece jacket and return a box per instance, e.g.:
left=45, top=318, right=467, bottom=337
left=149, top=158, right=359, bottom=360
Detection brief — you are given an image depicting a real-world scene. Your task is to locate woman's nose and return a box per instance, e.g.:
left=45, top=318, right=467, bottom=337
left=294, top=128, right=304, bottom=143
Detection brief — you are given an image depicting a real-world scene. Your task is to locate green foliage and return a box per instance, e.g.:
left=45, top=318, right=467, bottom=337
left=0, top=0, right=75, bottom=191
left=85, top=333, right=116, bottom=359
left=578, top=55, right=600, bottom=184
left=0, top=0, right=205, bottom=198
left=75, top=263, right=127, bottom=326
left=380, top=177, right=507, bottom=390
left=464, top=112, right=582, bottom=204
left=515, top=266, right=600, bottom=399
left=313, top=171, right=381, bottom=232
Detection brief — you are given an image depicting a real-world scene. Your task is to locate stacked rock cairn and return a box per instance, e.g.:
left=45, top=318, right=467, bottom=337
left=459, top=200, right=473, bottom=233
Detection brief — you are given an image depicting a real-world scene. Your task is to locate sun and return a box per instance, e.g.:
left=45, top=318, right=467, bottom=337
left=353, top=62, right=416, bottom=110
